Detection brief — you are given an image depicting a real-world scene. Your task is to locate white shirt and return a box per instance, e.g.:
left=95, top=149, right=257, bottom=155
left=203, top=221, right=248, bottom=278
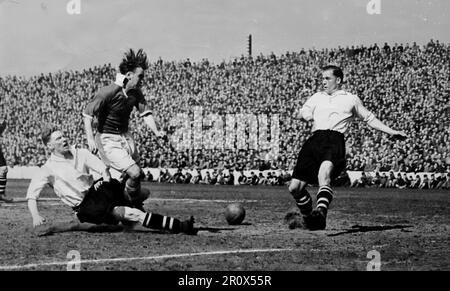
left=26, top=147, right=107, bottom=208
left=300, top=90, right=376, bottom=133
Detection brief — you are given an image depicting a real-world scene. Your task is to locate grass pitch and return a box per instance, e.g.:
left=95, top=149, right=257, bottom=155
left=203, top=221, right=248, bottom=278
left=0, top=180, right=449, bottom=271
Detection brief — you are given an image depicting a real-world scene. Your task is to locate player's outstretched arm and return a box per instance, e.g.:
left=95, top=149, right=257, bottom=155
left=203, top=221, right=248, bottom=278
left=83, top=115, right=98, bottom=153
left=367, top=118, right=408, bottom=141
left=142, top=113, right=165, bottom=137
left=28, top=199, right=46, bottom=228
left=26, top=169, right=52, bottom=228
left=354, top=96, right=407, bottom=140
left=36, top=221, right=123, bottom=237
left=137, top=95, right=165, bottom=137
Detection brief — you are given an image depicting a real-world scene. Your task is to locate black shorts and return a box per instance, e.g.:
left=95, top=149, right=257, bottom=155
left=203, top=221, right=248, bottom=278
left=74, top=179, right=131, bottom=225
left=292, top=130, right=346, bottom=185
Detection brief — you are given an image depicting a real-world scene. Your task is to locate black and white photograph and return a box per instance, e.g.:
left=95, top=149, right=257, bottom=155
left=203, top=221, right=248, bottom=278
left=0, top=0, right=449, bottom=275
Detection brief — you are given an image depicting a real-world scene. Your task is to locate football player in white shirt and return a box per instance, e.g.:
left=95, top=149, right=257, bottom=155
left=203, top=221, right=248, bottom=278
left=27, top=126, right=197, bottom=236
left=0, top=118, right=13, bottom=203
left=287, top=65, right=407, bottom=230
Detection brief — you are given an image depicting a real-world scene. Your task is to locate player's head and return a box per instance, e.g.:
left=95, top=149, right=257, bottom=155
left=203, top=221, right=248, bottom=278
left=321, top=65, right=344, bottom=94
left=119, top=48, right=149, bottom=90
left=41, top=126, right=70, bottom=155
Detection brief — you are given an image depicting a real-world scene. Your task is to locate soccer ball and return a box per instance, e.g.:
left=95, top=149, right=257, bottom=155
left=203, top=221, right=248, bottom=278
left=225, top=203, right=246, bottom=225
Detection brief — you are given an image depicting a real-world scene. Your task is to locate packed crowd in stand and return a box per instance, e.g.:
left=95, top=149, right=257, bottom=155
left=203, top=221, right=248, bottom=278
left=1, top=40, right=449, bottom=188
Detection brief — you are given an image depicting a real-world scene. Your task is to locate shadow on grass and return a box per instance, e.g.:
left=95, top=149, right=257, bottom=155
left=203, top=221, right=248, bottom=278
left=197, top=223, right=252, bottom=233
left=327, top=224, right=413, bottom=237
left=36, top=222, right=253, bottom=236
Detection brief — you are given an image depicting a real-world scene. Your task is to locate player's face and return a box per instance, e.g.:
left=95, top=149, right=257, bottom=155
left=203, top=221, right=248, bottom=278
left=322, top=70, right=341, bottom=94
left=49, top=131, right=70, bottom=154
left=125, top=67, right=145, bottom=90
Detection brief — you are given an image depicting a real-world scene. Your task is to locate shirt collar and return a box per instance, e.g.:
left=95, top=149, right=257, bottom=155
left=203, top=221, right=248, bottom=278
left=113, top=73, right=130, bottom=98
left=114, top=73, right=126, bottom=87
left=323, top=90, right=346, bottom=97
left=49, top=147, right=75, bottom=162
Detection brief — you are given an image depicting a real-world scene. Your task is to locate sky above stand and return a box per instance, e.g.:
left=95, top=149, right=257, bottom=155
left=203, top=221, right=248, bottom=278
left=0, top=0, right=448, bottom=76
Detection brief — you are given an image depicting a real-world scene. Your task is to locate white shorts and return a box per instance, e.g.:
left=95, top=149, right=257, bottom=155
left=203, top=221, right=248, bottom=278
left=95, top=132, right=140, bottom=174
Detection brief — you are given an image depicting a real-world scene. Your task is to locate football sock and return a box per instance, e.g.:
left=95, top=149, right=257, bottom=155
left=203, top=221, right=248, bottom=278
left=295, top=188, right=313, bottom=216
left=0, top=171, right=6, bottom=197
left=316, top=185, right=334, bottom=213
left=142, top=212, right=181, bottom=233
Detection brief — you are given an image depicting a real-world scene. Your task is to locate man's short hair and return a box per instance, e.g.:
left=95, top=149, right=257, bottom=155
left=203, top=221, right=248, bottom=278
left=119, top=48, right=149, bottom=74
left=322, top=65, right=344, bottom=82
left=41, top=125, right=56, bottom=146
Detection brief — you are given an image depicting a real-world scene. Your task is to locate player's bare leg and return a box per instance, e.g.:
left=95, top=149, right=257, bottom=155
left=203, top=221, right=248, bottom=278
left=288, top=179, right=313, bottom=216
left=111, top=206, right=197, bottom=235
left=36, top=207, right=197, bottom=236
left=286, top=178, right=314, bottom=229
left=310, top=161, right=334, bottom=230
left=124, top=164, right=147, bottom=210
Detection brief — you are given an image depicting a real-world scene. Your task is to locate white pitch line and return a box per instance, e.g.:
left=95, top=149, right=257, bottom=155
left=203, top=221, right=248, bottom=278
left=147, top=198, right=259, bottom=203
left=1, top=203, right=62, bottom=207
left=0, top=248, right=294, bottom=270
left=5, top=198, right=60, bottom=202
left=7, top=198, right=258, bottom=204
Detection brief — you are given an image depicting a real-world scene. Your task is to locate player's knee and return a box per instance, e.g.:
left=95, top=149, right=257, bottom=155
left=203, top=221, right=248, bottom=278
left=111, top=206, right=126, bottom=221
left=288, top=179, right=300, bottom=193
left=126, top=165, right=141, bottom=181
left=318, top=161, right=333, bottom=184
left=112, top=206, right=144, bottom=222
left=289, top=179, right=306, bottom=196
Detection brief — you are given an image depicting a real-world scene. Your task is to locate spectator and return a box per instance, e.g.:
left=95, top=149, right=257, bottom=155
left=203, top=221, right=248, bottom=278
left=170, top=168, right=184, bottom=184
left=378, top=172, right=388, bottom=188
left=394, top=173, right=407, bottom=189
left=184, top=171, right=193, bottom=184
left=372, top=172, right=382, bottom=187
left=144, top=170, right=154, bottom=182
left=237, top=171, right=247, bottom=185
left=410, top=174, right=422, bottom=189
left=419, top=174, right=430, bottom=189
left=350, top=172, right=371, bottom=188
left=387, top=171, right=397, bottom=188
left=429, top=173, right=440, bottom=189
left=190, top=167, right=201, bottom=184
left=258, top=173, right=267, bottom=185
left=438, top=173, right=450, bottom=189
left=249, top=171, right=259, bottom=186
left=199, top=171, right=212, bottom=185
left=158, top=168, right=172, bottom=183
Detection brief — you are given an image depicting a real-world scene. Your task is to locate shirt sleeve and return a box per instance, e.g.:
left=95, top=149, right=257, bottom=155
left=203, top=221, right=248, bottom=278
left=299, top=94, right=317, bottom=121
left=80, top=149, right=107, bottom=175
left=131, top=89, right=152, bottom=117
left=83, top=88, right=111, bottom=118
left=352, top=95, right=376, bottom=123
left=26, top=168, right=52, bottom=200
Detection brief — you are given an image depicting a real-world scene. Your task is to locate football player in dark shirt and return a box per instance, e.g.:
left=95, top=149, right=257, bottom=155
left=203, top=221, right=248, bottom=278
left=83, top=49, right=164, bottom=210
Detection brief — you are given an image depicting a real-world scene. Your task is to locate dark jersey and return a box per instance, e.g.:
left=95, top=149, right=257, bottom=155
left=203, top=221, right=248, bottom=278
left=84, top=84, right=146, bottom=134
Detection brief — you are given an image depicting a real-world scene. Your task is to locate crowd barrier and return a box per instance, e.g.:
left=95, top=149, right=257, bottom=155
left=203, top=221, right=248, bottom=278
left=7, top=166, right=447, bottom=186
left=346, top=171, right=447, bottom=184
